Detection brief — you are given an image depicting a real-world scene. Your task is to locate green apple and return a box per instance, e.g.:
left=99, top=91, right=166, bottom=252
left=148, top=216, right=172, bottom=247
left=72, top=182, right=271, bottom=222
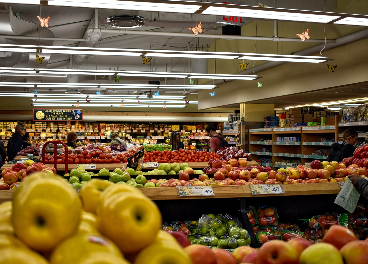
left=127, top=181, right=137, bottom=187
left=191, top=239, right=199, bottom=244
left=69, top=176, right=80, bottom=184
left=121, top=172, right=131, bottom=182
left=207, top=229, right=215, bottom=236
left=239, top=229, right=249, bottom=239
left=244, top=237, right=251, bottom=245
left=198, top=237, right=210, bottom=246
left=135, top=183, right=144, bottom=188
left=125, top=168, right=135, bottom=175
left=70, top=169, right=82, bottom=178
left=98, top=168, right=110, bottom=176
left=209, top=236, right=218, bottom=247
left=135, top=175, right=147, bottom=184
left=227, top=220, right=237, bottom=228
left=229, top=227, right=240, bottom=238
left=81, top=173, right=92, bottom=181
left=236, top=238, right=248, bottom=246
left=72, top=182, right=82, bottom=189
left=228, top=238, right=238, bottom=248
left=211, top=220, right=220, bottom=229
left=207, top=214, right=216, bottom=219
left=168, top=170, right=177, bottom=175
left=198, top=226, right=208, bottom=235
left=180, top=163, right=189, bottom=170
left=144, top=182, right=155, bottom=188
left=109, top=173, right=123, bottom=183
left=215, top=227, right=226, bottom=237
left=188, top=236, right=195, bottom=242
left=116, top=181, right=126, bottom=184
left=156, top=180, right=165, bottom=187
left=217, top=239, right=228, bottom=248
left=171, top=163, right=180, bottom=172
left=113, top=168, right=124, bottom=175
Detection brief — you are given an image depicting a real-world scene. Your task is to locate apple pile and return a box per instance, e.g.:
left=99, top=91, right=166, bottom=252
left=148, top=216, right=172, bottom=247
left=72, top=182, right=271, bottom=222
left=16, top=145, right=40, bottom=156
left=341, top=144, right=368, bottom=168
left=143, top=149, right=221, bottom=163
left=238, top=225, right=368, bottom=264
left=216, top=147, right=250, bottom=160
left=0, top=161, right=56, bottom=190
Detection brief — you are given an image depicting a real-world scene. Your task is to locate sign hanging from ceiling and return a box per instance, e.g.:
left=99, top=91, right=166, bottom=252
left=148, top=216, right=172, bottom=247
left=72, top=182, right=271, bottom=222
left=33, top=109, right=83, bottom=121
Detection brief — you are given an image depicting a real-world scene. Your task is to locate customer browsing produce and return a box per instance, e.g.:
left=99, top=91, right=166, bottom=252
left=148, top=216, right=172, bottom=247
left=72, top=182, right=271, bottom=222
left=7, top=121, right=26, bottom=161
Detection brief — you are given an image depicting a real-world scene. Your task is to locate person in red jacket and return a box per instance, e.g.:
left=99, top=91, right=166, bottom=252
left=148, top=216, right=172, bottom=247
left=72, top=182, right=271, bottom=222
left=206, top=125, right=221, bottom=153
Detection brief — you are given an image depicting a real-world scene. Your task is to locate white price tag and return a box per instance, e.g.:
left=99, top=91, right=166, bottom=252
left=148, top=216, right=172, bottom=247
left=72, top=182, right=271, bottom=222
left=141, top=130, right=145, bottom=133
left=126, top=130, right=131, bottom=133
left=150, top=130, right=154, bottom=132
left=312, top=142, right=316, bottom=145
left=79, top=164, right=96, bottom=170
left=202, top=188, right=214, bottom=196
left=133, top=130, right=137, bottom=133
left=249, top=184, right=285, bottom=195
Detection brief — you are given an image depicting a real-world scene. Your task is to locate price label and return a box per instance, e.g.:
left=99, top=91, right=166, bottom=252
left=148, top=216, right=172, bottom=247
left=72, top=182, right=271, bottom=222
left=141, top=130, right=145, bottom=133
left=249, top=184, right=285, bottom=196
left=176, top=186, right=215, bottom=197
left=126, top=130, right=131, bottom=133
left=78, top=164, right=96, bottom=170
left=100, top=136, right=105, bottom=139
left=142, top=162, right=158, bottom=168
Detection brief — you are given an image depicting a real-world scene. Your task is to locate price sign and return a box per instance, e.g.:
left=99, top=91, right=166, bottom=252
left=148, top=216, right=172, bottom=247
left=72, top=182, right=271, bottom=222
left=142, top=162, right=159, bottom=168
left=78, top=164, right=96, bottom=170
left=141, top=130, right=145, bottom=133
left=249, top=184, right=285, bottom=196
left=176, top=186, right=215, bottom=197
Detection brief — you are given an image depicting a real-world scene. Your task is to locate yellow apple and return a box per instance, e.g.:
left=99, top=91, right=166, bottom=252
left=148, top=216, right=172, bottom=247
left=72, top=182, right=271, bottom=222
left=50, top=233, right=124, bottom=264
left=81, top=211, right=97, bottom=228
left=155, top=230, right=178, bottom=244
left=78, top=220, right=100, bottom=235
left=79, top=179, right=114, bottom=214
left=96, top=183, right=143, bottom=215
left=0, top=202, right=13, bottom=235
left=97, top=192, right=162, bottom=254
left=0, top=247, right=49, bottom=264
left=12, top=176, right=81, bottom=252
left=0, top=234, right=28, bottom=249
left=134, top=240, right=192, bottom=264
left=299, top=243, right=343, bottom=264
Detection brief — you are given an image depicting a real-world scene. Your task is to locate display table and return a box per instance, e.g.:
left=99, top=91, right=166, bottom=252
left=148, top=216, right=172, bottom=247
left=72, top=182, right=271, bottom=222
left=0, top=183, right=340, bottom=203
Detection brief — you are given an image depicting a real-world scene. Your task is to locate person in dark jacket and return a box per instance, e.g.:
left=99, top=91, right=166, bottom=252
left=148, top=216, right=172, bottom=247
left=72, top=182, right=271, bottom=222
left=22, top=132, right=31, bottom=149
left=7, top=122, right=26, bottom=161
left=0, top=140, right=6, bottom=167
left=173, top=133, right=184, bottom=150
left=66, top=132, right=78, bottom=149
left=328, top=128, right=358, bottom=162
left=349, top=174, right=368, bottom=200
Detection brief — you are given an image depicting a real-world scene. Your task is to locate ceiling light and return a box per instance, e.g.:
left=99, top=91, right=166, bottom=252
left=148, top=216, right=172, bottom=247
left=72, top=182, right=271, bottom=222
left=0, top=44, right=330, bottom=63
left=334, top=17, right=368, bottom=26
left=32, top=103, right=187, bottom=108
left=32, top=98, right=197, bottom=104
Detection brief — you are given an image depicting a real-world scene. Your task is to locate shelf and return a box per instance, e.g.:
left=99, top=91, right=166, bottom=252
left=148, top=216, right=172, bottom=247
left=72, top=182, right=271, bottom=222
left=250, top=151, right=272, bottom=156
left=301, top=130, right=335, bottom=134
left=222, top=130, right=238, bottom=134
left=249, top=128, right=273, bottom=132
left=338, top=121, right=368, bottom=127
left=228, top=142, right=238, bottom=145
left=273, top=131, right=301, bottom=134
left=273, top=127, right=301, bottom=132
left=302, top=126, right=335, bottom=131
left=274, top=164, right=296, bottom=168
left=301, top=155, right=328, bottom=160
left=261, top=162, right=273, bottom=167
left=222, top=133, right=238, bottom=136
left=249, top=131, right=273, bottom=135
left=0, top=183, right=342, bottom=202
left=302, top=142, right=334, bottom=146
left=338, top=133, right=366, bottom=138
left=273, top=142, right=300, bottom=146
left=250, top=141, right=272, bottom=145
left=273, top=153, right=301, bottom=158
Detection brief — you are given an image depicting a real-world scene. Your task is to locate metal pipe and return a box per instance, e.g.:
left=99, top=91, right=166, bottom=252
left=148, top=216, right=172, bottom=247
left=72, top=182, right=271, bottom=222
left=94, top=29, right=335, bottom=43
left=0, top=34, right=86, bottom=42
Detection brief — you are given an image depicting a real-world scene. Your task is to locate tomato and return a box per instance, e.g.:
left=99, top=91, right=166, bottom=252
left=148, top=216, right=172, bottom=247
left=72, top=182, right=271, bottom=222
left=77, top=154, right=84, bottom=159
left=85, top=154, right=92, bottom=159
left=99, top=154, right=106, bottom=159
left=98, top=159, right=104, bottom=164
left=90, top=151, right=96, bottom=157
left=95, top=150, right=102, bottom=156
left=80, top=158, right=86, bottom=164
left=106, top=153, right=112, bottom=159
left=57, top=159, right=63, bottom=164
left=67, top=158, right=74, bottom=164
left=85, top=158, right=92, bottom=164
left=82, top=150, right=88, bottom=156
left=74, top=158, right=80, bottom=164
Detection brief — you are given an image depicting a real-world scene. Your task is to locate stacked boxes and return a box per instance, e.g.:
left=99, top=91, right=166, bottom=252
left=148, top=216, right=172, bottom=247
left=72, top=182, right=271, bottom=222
left=264, top=116, right=279, bottom=128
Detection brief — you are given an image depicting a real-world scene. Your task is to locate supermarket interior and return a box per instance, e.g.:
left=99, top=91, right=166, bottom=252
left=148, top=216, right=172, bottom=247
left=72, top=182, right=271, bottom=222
left=1, top=1, right=368, bottom=263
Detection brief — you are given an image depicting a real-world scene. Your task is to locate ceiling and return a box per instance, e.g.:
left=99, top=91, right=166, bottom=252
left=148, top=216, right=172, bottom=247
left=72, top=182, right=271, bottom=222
left=0, top=0, right=367, bottom=112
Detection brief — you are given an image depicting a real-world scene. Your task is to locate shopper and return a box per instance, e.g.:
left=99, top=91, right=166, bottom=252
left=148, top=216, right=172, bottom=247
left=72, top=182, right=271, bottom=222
left=348, top=174, right=368, bottom=200
left=173, top=133, right=184, bottom=150
left=327, top=128, right=358, bottom=162
left=0, top=140, right=6, bottom=167
left=7, top=122, right=26, bottom=161
left=66, top=132, right=78, bottom=149
left=22, top=132, right=31, bottom=149
left=110, top=132, right=127, bottom=148
left=206, top=125, right=222, bottom=153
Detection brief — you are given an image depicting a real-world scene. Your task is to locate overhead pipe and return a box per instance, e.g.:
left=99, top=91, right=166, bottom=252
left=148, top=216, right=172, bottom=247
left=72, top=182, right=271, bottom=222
left=0, top=34, right=86, bottom=42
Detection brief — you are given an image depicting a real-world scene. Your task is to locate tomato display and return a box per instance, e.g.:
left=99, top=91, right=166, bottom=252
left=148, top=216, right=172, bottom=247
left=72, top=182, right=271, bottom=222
left=144, top=149, right=221, bottom=163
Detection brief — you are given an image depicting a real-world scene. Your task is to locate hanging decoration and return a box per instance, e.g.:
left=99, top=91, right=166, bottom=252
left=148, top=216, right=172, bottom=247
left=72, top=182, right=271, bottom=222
left=185, top=100, right=189, bottom=104
left=96, top=91, right=101, bottom=95
left=258, top=82, right=263, bottom=88
left=209, top=92, right=215, bottom=97
left=76, top=101, right=80, bottom=107
left=189, top=79, right=195, bottom=85
left=163, top=104, right=167, bottom=109
left=37, top=16, right=50, bottom=27
left=36, top=54, right=45, bottom=64
left=114, top=73, right=120, bottom=82
left=296, top=29, right=310, bottom=42
left=327, top=64, right=337, bottom=72
left=257, top=3, right=268, bottom=8
left=141, top=56, right=152, bottom=65
left=188, top=21, right=203, bottom=36
left=34, top=90, right=37, bottom=95
left=86, top=96, right=90, bottom=103
left=239, top=62, right=249, bottom=70
left=154, top=91, right=159, bottom=96
left=138, top=100, right=141, bottom=104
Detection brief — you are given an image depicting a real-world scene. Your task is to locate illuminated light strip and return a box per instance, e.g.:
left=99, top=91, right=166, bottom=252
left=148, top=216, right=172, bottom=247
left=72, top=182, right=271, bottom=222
left=31, top=98, right=198, bottom=104
left=0, top=44, right=329, bottom=63
left=0, top=93, right=187, bottom=99
left=32, top=103, right=187, bottom=108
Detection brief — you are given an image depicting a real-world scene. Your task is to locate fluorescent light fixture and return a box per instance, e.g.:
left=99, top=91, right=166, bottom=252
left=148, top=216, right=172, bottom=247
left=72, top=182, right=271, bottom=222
left=32, top=98, right=198, bottom=104
left=334, top=17, right=368, bottom=26
left=328, top=107, right=342, bottom=110
left=32, top=103, right=186, bottom=108
left=0, top=44, right=330, bottom=63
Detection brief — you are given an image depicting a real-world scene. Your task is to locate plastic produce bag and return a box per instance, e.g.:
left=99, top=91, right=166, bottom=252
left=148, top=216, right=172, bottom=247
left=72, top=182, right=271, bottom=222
left=335, top=178, right=360, bottom=213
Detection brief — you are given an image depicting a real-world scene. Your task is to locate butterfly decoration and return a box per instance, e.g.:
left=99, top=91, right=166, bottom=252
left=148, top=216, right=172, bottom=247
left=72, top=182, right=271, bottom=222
left=36, top=54, right=45, bottom=64
left=327, top=64, right=337, bottom=72
left=120, top=103, right=123, bottom=107
left=86, top=98, right=91, bottom=103
left=210, top=92, right=215, bottom=97
left=96, top=91, right=101, bottom=95
left=34, top=90, right=37, bottom=95
left=185, top=101, right=189, bottom=104
left=34, top=98, right=37, bottom=103
left=189, top=79, right=195, bottom=85
left=154, top=91, right=159, bottom=96
left=188, top=21, right=203, bottom=36
left=296, top=29, right=310, bottom=42
left=258, top=82, right=263, bottom=88
left=37, top=16, right=50, bottom=28
left=163, top=105, right=167, bottom=109
left=138, top=100, right=141, bottom=104
left=77, top=110, right=81, bottom=114
left=239, top=63, right=249, bottom=70
left=257, top=3, right=268, bottom=7
left=114, top=75, right=120, bottom=82
left=142, top=56, right=152, bottom=65
left=76, top=103, right=80, bottom=108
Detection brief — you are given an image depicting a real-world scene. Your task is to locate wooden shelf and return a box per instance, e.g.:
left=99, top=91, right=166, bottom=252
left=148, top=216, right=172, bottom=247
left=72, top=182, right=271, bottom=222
left=273, top=142, right=300, bottom=146
left=0, top=183, right=341, bottom=202
left=273, top=131, right=301, bottom=134
left=249, top=131, right=273, bottom=135
left=338, top=121, right=368, bottom=127
left=302, top=142, right=333, bottom=146
left=302, top=130, right=335, bottom=134
left=250, top=141, right=272, bottom=145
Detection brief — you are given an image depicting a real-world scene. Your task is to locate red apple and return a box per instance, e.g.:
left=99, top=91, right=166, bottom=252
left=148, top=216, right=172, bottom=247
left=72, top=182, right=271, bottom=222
left=334, top=168, right=347, bottom=178
left=241, top=252, right=258, bottom=264
left=238, top=159, right=247, bottom=167
left=275, top=171, right=286, bottom=182
left=339, top=163, right=347, bottom=169
left=16, top=169, right=27, bottom=180
left=199, top=174, right=209, bottom=181
left=297, top=165, right=306, bottom=170
left=239, top=170, right=251, bottom=180
left=170, top=231, right=191, bottom=248
left=348, top=168, right=360, bottom=175
left=340, top=240, right=368, bottom=264
left=219, top=168, right=229, bottom=177
left=179, top=172, right=190, bottom=181
left=359, top=167, right=368, bottom=176
left=297, top=168, right=307, bottom=179
left=311, top=160, right=322, bottom=169
left=185, top=245, right=217, bottom=264
left=184, top=168, right=194, bottom=175
left=268, top=170, right=277, bottom=179
left=228, top=170, right=240, bottom=180
left=211, top=160, right=223, bottom=168
left=214, top=171, right=225, bottom=180
left=222, top=164, right=232, bottom=172
left=229, top=159, right=239, bottom=168
left=306, top=169, right=318, bottom=179
left=212, top=248, right=237, bottom=264
left=287, top=238, right=312, bottom=258
left=3, top=171, right=18, bottom=185
left=318, top=169, right=331, bottom=179
left=233, top=246, right=258, bottom=263
left=256, top=240, right=299, bottom=264
left=322, top=225, right=357, bottom=250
